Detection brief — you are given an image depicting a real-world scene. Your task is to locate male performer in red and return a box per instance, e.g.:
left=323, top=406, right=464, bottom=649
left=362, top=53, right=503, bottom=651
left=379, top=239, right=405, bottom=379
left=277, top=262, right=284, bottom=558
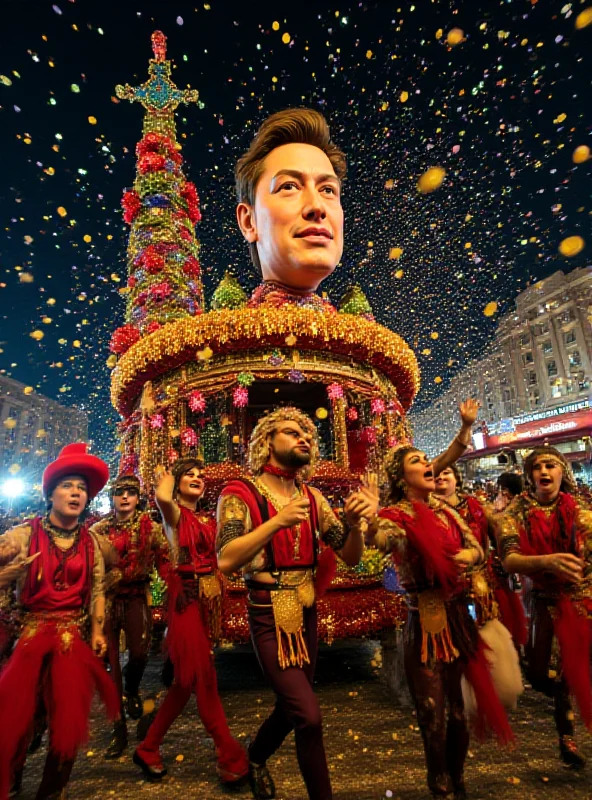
left=0, top=443, right=118, bottom=799
left=90, top=474, right=169, bottom=759
left=217, top=407, right=378, bottom=800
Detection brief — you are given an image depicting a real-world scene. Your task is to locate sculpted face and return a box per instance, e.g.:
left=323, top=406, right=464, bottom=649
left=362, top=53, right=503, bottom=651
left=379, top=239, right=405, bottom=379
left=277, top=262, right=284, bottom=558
left=237, top=143, right=344, bottom=291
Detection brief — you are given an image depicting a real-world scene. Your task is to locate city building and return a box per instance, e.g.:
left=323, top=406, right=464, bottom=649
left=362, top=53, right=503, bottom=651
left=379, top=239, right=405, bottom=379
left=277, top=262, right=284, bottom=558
left=0, top=376, right=88, bottom=500
left=412, top=267, right=592, bottom=482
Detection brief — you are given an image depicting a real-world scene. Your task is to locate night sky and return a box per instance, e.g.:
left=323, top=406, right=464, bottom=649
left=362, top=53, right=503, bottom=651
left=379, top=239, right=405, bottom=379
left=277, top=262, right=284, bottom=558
left=1, top=0, right=591, bottom=462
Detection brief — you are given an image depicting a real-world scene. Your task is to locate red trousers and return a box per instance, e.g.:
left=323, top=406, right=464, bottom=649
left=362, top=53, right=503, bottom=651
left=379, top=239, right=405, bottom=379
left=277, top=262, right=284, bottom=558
left=137, top=596, right=246, bottom=777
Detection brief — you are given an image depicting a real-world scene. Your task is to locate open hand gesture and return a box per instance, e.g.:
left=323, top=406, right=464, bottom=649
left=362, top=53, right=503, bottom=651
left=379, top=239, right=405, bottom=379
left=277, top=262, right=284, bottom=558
left=459, top=398, right=480, bottom=428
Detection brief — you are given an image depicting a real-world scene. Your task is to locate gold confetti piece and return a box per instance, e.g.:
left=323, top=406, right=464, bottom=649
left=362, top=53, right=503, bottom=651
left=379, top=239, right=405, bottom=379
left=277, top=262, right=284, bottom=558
left=506, top=777, right=521, bottom=785
left=88, top=115, right=97, bottom=125
left=19, top=272, right=34, bottom=283
left=447, top=28, right=464, bottom=46
left=575, top=7, right=592, bottom=29
left=272, top=21, right=280, bottom=31
left=83, top=234, right=92, bottom=243
left=435, top=28, right=443, bottom=40
left=400, top=90, right=409, bottom=102
left=421, top=348, right=431, bottom=355
left=389, top=246, right=403, bottom=259
left=366, top=50, right=373, bottom=58
left=175, top=754, right=184, bottom=762
left=553, top=112, right=567, bottom=124
left=430, top=331, right=439, bottom=339
left=394, top=269, right=404, bottom=279
left=285, top=333, right=297, bottom=346
left=282, top=32, right=291, bottom=44
left=30, top=329, right=44, bottom=341
left=573, top=145, right=590, bottom=164
left=315, top=407, right=329, bottom=420
left=23, top=386, right=34, bottom=395
left=47, top=298, right=56, bottom=305
left=558, top=235, right=585, bottom=257
left=57, top=206, right=67, bottom=217
left=417, top=166, right=446, bottom=194
left=434, top=376, right=442, bottom=384
left=86, top=751, right=94, bottom=757
left=483, top=301, right=498, bottom=317
left=72, top=340, right=81, bottom=348
left=196, top=345, right=213, bottom=361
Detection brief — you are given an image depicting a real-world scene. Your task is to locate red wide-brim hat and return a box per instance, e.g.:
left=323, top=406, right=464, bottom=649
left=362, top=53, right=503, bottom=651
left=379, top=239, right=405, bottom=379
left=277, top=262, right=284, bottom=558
left=42, top=443, right=110, bottom=500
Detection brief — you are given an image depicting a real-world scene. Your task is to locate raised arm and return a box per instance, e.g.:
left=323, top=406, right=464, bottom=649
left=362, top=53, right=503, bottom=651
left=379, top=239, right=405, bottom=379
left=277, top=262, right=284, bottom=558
left=154, top=466, right=180, bottom=536
left=431, top=398, right=480, bottom=477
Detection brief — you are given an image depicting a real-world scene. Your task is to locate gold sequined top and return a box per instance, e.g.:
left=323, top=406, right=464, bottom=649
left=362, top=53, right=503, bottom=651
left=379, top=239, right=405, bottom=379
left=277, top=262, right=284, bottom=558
left=499, top=491, right=592, bottom=601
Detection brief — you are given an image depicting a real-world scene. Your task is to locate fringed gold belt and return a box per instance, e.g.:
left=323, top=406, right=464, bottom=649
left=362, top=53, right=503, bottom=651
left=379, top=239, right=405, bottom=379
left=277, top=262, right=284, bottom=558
left=417, top=589, right=459, bottom=665
left=270, top=570, right=315, bottom=670
left=20, top=608, right=87, bottom=651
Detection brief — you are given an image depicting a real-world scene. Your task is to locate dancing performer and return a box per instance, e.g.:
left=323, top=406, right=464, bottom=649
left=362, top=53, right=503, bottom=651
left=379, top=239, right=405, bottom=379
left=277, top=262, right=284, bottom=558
left=90, top=474, right=169, bottom=759
left=0, top=443, right=118, bottom=800
left=217, top=407, right=378, bottom=800
left=133, top=457, right=247, bottom=785
left=373, top=418, right=514, bottom=799
left=435, top=466, right=527, bottom=648
left=500, top=445, right=592, bottom=768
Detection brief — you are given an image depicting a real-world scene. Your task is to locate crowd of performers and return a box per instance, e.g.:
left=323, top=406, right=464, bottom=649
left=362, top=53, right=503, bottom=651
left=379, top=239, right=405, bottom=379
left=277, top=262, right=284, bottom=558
left=0, top=406, right=591, bottom=800
left=1, top=108, right=592, bottom=800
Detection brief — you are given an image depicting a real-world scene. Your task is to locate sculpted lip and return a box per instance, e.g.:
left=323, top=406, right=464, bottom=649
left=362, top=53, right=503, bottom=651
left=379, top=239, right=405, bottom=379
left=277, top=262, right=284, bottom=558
left=294, top=227, right=332, bottom=239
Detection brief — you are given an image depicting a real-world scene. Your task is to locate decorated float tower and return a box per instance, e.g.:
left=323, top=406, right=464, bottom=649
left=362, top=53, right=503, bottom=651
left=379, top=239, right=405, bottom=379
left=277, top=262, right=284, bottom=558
left=110, top=32, right=420, bottom=643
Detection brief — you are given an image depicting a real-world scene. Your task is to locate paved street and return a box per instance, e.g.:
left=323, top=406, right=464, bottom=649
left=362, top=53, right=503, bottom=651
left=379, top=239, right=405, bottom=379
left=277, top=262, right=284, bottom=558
left=15, top=640, right=592, bottom=800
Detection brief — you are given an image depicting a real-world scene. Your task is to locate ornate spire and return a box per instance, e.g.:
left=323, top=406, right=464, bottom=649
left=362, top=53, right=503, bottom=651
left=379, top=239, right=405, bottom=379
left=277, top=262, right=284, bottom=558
left=115, top=30, right=199, bottom=140
left=109, top=32, right=204, bottom=355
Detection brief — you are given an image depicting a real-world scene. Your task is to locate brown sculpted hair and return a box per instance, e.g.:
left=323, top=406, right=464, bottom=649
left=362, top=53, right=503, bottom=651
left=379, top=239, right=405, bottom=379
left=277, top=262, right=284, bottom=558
left=235, top=108, right=347, bottom=274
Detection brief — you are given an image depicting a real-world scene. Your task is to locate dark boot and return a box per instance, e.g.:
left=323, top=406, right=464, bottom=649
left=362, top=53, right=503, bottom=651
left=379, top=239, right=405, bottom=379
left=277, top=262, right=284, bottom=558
left=104, top=718, right=128, bottom=760
left=133, top=748, right=168, bottom=782
left=559, top=735, right=586, bottom=769
left=247, top=737, right=275, bottom=799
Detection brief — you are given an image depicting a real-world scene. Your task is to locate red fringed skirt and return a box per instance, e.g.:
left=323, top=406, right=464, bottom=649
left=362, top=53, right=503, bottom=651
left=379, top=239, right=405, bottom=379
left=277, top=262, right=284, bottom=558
left=0, top=613, right=119, bottom=799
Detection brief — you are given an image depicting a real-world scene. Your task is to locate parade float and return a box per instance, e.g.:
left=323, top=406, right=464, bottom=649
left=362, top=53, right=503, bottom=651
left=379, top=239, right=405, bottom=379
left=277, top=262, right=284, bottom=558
left=110, top=32, right=419, bottom=644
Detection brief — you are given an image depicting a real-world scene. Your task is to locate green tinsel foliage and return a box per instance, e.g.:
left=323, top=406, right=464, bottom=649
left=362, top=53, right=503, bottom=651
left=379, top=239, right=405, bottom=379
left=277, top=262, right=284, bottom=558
left=338, top=285, right=374, bottom=316
left=211, top=271, right=248, bottom=310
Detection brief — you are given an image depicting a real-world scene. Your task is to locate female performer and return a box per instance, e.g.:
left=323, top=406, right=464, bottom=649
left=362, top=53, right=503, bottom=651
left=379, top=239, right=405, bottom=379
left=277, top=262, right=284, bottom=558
left=0, top=443, right=118, bottom=800
left=500, top=445, right=592, bottom=768
left=435, top=466, right=527, bottom=648
left=133, top=457, right=248, bottom=784
left=373, top=437, right=513, bottom=799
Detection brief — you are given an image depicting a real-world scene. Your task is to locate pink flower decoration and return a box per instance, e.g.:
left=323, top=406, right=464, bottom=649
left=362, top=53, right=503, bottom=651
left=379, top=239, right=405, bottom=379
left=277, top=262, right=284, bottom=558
left=167, top=448, right=179, bottom=463
left=233, top=386, right=249, bottom=408
left=371, top=398, right=386, bottom=415
left=188, top=390, right=206, bottom=413
left=180, top=426, right=198, bottom=447
left=388, top=436, right=398, bottom=448
left=149, top=413, right=165, bottom=429
left=149, top=282, right=171, bottom=302
left=346, top=407, right=359, bottom=421
left=327, top=382, right=344, bottom=401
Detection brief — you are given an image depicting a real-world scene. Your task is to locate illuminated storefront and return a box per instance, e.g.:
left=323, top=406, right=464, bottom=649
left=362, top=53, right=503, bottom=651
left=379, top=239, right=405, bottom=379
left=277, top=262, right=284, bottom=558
left=462, top=399, right=592, bottom=483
